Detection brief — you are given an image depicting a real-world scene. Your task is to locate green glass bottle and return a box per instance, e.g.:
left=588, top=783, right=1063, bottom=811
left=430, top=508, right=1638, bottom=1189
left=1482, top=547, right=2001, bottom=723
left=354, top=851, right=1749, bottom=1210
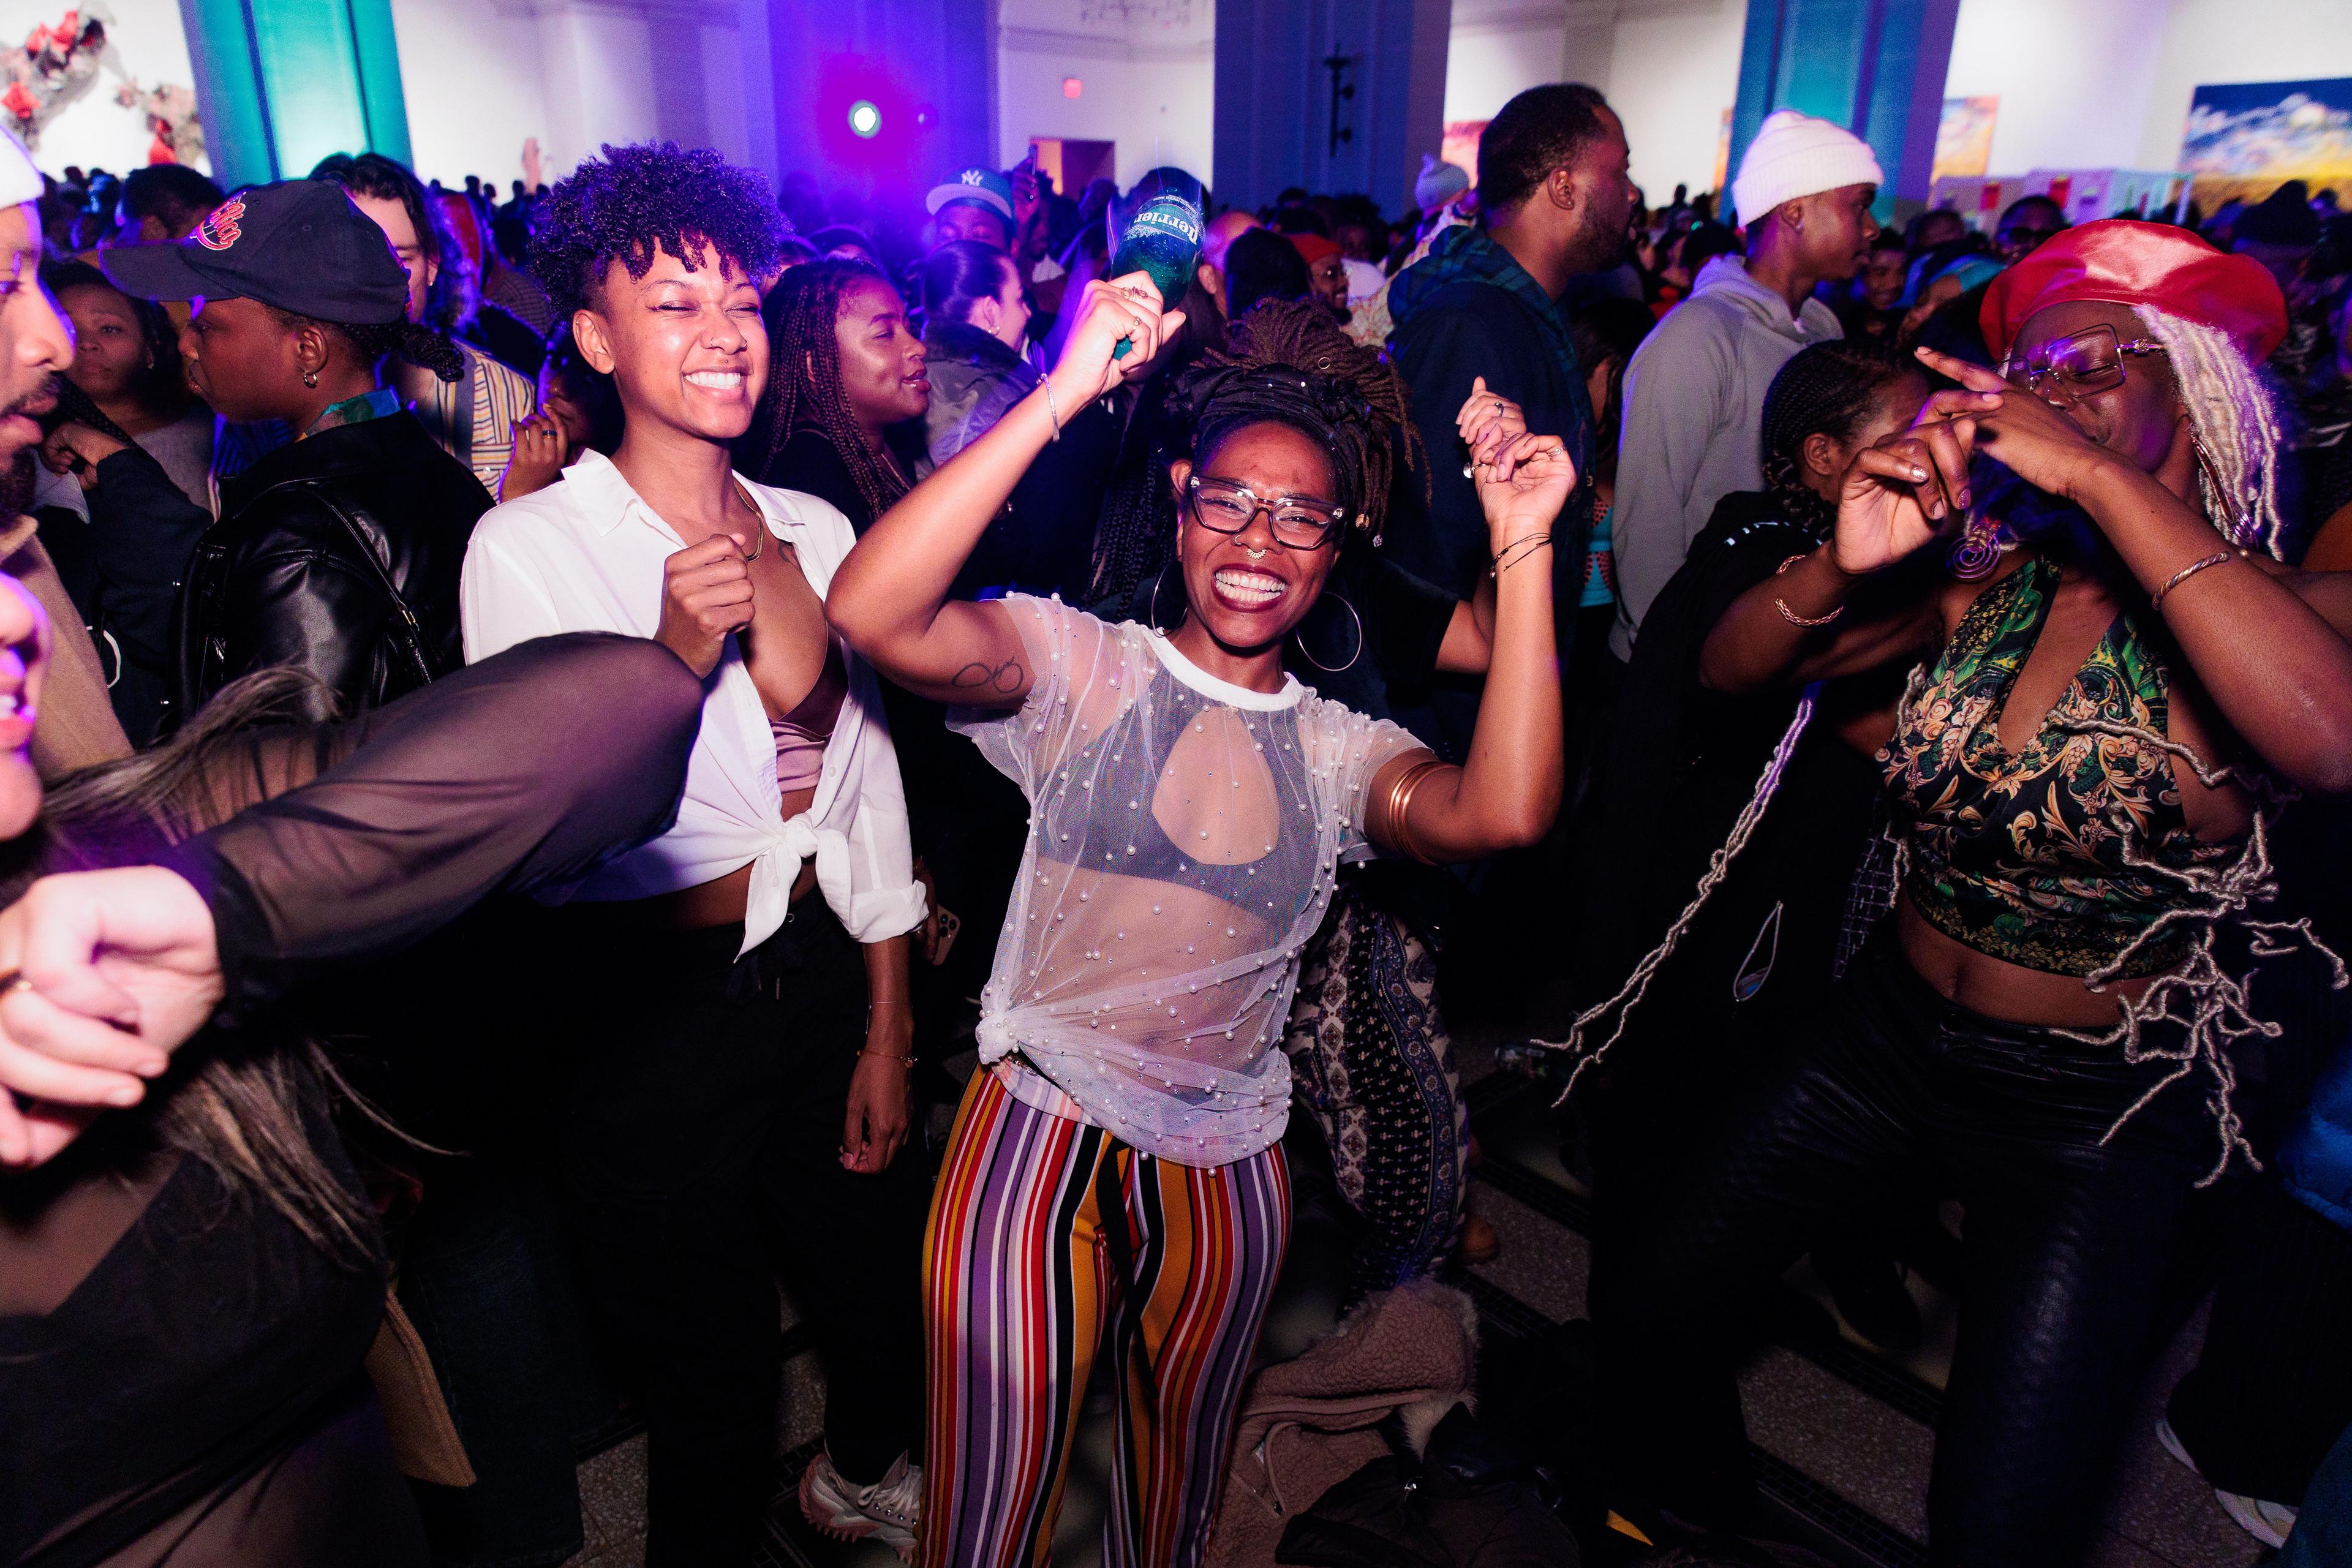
left=1104, top=192, right=1203, bottom=359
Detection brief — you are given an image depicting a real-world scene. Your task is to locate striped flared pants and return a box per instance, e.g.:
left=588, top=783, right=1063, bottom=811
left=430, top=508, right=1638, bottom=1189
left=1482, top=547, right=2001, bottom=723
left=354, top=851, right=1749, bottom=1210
left=921, top=1068, right=1291, bottom=1568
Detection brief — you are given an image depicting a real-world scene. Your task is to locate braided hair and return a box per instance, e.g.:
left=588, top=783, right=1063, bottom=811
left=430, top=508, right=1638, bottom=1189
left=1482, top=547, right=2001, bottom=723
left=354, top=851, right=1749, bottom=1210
left=1088, top=296, right=1420, bottom=605
left=264, top=307, right=467, bottom=383
left=1757, top=339, right=1913, bottom=540
left=746, top=258, right=908, bottom=521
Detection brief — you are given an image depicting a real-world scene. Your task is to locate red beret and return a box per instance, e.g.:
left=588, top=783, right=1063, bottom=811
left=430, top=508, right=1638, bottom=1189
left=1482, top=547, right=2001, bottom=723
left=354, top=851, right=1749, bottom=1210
left=1979, top=218, right=2287, bottom=363
left=1287, top=233, right=1341, bottom=267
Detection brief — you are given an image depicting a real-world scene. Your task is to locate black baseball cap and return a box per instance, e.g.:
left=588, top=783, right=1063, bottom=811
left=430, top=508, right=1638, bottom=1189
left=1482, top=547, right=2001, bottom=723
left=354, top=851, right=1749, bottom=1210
left=99, top=178, right=411, bottom=323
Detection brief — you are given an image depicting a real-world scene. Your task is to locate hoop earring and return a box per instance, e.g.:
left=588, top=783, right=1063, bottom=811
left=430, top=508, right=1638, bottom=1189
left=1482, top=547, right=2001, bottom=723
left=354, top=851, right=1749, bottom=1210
left=1147, top=560, right=1183, bottom=630
left=1294, top=592, right=1363, bottom=673
left=302, top=369, right=319, bottom=388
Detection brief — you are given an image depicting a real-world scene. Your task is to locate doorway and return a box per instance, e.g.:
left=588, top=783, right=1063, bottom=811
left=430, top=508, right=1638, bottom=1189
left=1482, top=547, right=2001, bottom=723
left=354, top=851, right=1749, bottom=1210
left=1029, top=137, right=1114, bottom=202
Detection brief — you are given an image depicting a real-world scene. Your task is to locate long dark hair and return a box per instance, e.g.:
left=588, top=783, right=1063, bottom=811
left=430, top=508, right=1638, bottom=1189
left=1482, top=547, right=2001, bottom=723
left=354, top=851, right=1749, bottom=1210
left=4, top=671, right=404, bottom=1265
left=919, top=240, right=1017, bottom=330
left=310, top=151, right=479, bottom=339
left=745, top=258, right=910, bottom=520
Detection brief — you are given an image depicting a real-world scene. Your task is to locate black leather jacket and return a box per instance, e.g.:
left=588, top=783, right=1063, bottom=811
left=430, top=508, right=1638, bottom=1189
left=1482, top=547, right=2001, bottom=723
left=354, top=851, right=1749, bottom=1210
left=172, top=410, right=490, bottom=725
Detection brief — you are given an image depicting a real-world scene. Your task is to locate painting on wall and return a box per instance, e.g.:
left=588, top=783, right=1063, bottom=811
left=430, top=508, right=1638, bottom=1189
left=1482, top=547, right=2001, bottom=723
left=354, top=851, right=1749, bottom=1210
left=2181, top=78, right=2352, bottom=207
left=1933, top=96, right=1998, bottom=183
left=1441, top=119, right=1487, bottom=186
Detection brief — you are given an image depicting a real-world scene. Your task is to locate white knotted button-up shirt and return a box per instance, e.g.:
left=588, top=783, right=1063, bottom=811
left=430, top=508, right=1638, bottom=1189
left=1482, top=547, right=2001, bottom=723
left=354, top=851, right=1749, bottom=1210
left=459, top=449, right=926, bottom=956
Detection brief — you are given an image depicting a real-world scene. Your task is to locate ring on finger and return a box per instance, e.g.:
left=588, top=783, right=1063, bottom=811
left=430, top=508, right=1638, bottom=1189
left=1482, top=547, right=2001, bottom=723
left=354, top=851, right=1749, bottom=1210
left=0, top=971, right=29, bottom=997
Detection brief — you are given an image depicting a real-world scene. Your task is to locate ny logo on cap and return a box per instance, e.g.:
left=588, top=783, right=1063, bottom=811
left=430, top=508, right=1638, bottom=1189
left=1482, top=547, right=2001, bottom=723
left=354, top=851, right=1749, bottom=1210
left=960, top=170, right=986, bottom=186
left=195, top=197, right=244, bottom=251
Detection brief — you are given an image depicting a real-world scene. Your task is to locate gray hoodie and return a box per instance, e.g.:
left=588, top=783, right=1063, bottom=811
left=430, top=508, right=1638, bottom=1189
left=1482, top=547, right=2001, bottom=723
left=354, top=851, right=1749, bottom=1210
left=1609, top=255, right=1842, bottom=659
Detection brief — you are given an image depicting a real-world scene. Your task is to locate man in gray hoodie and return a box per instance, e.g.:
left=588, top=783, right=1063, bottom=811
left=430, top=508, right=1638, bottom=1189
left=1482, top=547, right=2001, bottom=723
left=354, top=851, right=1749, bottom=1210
left=1610, top=110, right=1884, bottom=658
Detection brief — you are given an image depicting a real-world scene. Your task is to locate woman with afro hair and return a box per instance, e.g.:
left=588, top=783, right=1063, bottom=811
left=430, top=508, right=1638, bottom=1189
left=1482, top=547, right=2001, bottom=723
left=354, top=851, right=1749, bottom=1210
left=463, top=143, right=935, bottom=1564
left=829, top=274, right=1574, bottom=1567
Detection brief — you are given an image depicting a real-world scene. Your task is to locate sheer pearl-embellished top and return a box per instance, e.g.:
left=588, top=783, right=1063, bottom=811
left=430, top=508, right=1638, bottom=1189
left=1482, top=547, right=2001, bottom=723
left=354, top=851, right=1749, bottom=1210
left=952, top=594, right=1425, bottom=1166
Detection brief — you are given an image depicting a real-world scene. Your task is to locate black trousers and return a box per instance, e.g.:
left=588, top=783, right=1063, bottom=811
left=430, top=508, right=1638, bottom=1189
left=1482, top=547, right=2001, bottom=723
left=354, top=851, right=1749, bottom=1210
left=558, top=894, right=929, bottom=1567
left=1589, top=932, right=2210, bottom=1567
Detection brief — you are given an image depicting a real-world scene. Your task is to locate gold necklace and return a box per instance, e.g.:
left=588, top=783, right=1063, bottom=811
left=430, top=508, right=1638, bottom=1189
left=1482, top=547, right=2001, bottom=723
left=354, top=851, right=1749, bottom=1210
left=731, top=478, right=764, bottom=563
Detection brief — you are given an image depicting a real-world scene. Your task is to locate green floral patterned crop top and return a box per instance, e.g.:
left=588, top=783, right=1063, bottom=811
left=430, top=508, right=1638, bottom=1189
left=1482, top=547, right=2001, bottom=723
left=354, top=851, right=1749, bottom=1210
left=1879, top=556, right=2236, bottom=978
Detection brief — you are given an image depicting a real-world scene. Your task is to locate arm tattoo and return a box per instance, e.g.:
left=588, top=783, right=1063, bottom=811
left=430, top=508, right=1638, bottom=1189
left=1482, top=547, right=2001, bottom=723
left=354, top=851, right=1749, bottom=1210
left=951, top=659, right=1026, bottom=693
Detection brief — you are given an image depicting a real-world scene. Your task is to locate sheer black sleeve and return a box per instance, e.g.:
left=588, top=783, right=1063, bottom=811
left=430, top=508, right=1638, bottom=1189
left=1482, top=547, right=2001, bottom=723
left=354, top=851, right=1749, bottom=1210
left=165, top=633, right=701, bottom=1018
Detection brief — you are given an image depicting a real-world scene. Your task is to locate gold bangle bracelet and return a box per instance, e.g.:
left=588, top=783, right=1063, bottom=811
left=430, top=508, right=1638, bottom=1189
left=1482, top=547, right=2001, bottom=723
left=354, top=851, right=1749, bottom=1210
left=2150, top=548, right=2234, bottom=609
left=1381, top=757, right=1449, bottom=867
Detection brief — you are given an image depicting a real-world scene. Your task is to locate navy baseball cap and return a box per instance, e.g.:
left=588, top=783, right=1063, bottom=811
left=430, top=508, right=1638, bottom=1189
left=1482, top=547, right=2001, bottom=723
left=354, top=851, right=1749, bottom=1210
left=99, top=179, right=411, bottom=323
left=926, top=167, right=1015, bottom=223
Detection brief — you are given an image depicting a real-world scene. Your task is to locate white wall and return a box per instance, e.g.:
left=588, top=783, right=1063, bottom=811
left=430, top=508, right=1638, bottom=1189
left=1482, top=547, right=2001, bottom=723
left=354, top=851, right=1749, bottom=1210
left=1943, top=0, right=2171, bottom=174
left=1605, top=0, right=1747, bottom=201
left=391, top=0, right=748, bottom=187
left=2136, top=0, right=2352, bottom=170
left=6, top=0, right=206, bottom=178
left=1943, top=0, right=2352, bottom=178
left=1441, top=0, right=1748, bottom=200
left=997, top=0, right=1215, bottom=192
left=390, top=0, right=549, bottom=186
left=1444, top=1, right=1566, bottom=125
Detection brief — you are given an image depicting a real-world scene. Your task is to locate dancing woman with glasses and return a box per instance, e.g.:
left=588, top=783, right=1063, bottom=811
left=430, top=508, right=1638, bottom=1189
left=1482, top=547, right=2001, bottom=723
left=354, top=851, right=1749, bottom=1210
left=1579, top=220, right=2352, bottom=1564
left=827, top=274, right=1571, bottom=1568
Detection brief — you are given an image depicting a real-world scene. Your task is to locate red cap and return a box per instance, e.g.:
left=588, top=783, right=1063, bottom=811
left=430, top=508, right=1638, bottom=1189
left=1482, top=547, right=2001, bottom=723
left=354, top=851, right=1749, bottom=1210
left=1980, top=218, right=2287, bottom=363
left=1287, top=233, right=1340, bottom=267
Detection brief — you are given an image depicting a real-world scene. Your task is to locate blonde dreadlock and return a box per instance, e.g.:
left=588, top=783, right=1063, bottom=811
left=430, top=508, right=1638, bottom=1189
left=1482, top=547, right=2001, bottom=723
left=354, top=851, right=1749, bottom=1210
left=2133, top=304, right=2288, bottom=556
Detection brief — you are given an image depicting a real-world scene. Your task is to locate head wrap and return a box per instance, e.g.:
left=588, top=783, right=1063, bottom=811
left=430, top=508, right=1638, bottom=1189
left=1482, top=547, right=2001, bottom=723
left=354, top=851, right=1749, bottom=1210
left=1731, top=110, right=1883, bottom=224
left=1287, top=233, right=1340, bottom=268
left=1979, top=218, right=2287, bottom=362
left=0, top=125, right=41, bottom=209
left=1415, top=154, right=1469, bottom=213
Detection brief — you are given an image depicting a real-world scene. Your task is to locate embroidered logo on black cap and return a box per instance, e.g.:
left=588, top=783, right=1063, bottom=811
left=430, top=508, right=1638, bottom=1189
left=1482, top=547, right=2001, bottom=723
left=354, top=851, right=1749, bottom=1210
left=195, top=197, right=244, bottom=252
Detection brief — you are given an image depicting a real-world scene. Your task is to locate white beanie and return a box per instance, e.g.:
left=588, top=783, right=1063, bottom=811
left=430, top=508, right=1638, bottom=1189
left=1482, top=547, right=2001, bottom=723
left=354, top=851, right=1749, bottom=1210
left=0, top=127, right=42, bottom=210
left=1415, top=153, right=1469, bottom=213
left=1731, top=110, right=1883, bottom=224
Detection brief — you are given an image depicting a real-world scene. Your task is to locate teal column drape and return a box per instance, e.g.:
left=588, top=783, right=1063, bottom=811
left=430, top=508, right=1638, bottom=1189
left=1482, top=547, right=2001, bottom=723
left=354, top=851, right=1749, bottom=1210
left=178, top=0, right=413, bottom=188
left=1729, top=0, right=1962, bottom=218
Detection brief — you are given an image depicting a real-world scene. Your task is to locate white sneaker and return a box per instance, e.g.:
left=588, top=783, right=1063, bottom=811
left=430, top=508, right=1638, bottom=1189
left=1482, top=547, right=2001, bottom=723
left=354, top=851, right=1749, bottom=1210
left=2156, top=1417, right=2299, bottom=1550
left=799, top=1449, right=921, bottom=1562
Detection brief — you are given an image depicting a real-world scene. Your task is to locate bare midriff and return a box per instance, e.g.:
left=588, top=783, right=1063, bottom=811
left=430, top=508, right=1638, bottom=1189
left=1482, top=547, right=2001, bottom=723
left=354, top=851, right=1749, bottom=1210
left=632, top=780, right=822, bottom=930
left=1894, top=897, right=2152, bottom=1027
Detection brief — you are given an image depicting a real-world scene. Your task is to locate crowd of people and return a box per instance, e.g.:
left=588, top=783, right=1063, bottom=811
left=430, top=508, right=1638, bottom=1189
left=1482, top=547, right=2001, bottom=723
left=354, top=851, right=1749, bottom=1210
left=1, top=69, right=2351, bottom=1568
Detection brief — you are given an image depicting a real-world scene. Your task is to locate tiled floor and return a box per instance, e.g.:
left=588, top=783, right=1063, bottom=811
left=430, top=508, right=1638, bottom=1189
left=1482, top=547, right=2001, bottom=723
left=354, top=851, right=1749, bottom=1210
left=559, top=1046, right=2275, bottom=1568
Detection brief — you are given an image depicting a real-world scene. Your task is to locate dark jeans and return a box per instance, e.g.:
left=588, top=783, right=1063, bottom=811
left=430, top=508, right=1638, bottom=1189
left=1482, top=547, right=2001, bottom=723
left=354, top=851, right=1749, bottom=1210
left=558, top=894, right=929, bottom=1568
left=400, top=1159, right=587, bottom=1567
left=1590, top=932, right=2210, bottom=1567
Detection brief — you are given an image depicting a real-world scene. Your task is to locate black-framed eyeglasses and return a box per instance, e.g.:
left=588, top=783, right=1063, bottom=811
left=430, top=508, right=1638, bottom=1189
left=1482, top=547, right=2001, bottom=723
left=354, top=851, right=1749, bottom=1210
left=1185, top=475, right=1348, bottom=551
left=1996, top=323, right=2165, bottom=402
